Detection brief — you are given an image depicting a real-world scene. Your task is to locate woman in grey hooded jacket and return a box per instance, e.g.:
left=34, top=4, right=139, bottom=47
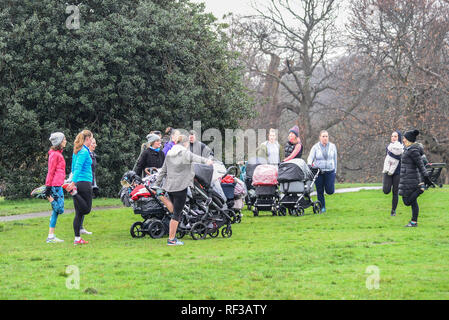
left=155, top=135, right=213, bottom=246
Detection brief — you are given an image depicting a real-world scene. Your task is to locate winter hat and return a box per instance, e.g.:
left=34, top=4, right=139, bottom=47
left=49, top=132, right=65, bottom=147
left=146, top=133, right=161, bottom=146
left=404, top=129, right=420, bottom=143
left=289, top=125, right=300, bottom=137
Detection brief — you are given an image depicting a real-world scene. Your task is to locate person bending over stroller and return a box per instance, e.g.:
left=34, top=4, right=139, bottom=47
left=154, top=135, right=213, bottom=246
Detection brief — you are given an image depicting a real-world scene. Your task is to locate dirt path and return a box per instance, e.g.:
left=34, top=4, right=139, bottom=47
left=0, top=206, right=123, bottom=222
left=1, top=186, right=383, bottom=223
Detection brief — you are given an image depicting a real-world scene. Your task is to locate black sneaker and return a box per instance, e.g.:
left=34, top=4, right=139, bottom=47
left=405, top=221, right=418, bottom=227
left=391, top=210, right=396, bottom=216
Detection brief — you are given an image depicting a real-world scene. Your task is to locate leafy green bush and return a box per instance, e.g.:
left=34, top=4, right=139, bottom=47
left=0, top=0, right=254, bottom=199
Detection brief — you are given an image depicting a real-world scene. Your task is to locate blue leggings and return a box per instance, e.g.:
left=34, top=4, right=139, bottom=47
left=315, top=170, right=336, bottom=209
left=49, top=187, right=64, bottom=228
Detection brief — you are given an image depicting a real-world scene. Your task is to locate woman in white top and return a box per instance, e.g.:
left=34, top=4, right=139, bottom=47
left=307, top=130, right=337, bottom=213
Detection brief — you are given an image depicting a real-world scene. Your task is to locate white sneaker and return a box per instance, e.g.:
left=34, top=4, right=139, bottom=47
left=80, top=228, right=92, bottom=235
left=46, top=237, right=64, bottom=243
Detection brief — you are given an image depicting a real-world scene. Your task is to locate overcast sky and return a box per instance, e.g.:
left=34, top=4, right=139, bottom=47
left=191, top=0, right=350, bottom=26
left=191, top=0, right=260, bottom=19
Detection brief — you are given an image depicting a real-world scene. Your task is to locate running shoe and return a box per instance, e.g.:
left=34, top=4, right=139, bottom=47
left=167, top=238, right=184, bottom=246
left=46, top=237, right=64, bottom=243
left=80, top=228, right=92, bottom=235
left=74, top=238, right=89, bottom=245
left=62, top=183, right=77, bottom=195
left=405, top=221, right=418, bottom=228
left=31, top=185, right=47, bottom=199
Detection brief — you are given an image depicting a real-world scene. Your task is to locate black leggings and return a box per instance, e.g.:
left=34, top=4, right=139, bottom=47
left=73, top=181, right=92, bottom=237
left=168, top=189, right=187, bottom=222
left=402, top=187, right=423, bottom=222
left=383, top=173, right=400, bottom=211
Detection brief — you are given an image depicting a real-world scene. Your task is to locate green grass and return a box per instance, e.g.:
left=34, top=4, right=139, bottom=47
left=335, top=183, right=382, bottom=189
left=0, top=197, right=122, bottom=216
left=0, top=183, right=378, bottom=216
left=0, top=187, right=448, bottom=300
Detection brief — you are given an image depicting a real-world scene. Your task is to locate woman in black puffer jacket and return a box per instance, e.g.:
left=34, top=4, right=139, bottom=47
left=399, top=129, right=432, bottom=227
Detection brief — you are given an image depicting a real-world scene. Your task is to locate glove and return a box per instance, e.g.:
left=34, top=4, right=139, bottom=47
left=44, top=186, right=52, bottom=198
left=424, top=176, right=433, bottom=187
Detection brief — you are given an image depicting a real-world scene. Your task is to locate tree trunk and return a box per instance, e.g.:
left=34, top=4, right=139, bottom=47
left=258, top=54, right=281, bottom=131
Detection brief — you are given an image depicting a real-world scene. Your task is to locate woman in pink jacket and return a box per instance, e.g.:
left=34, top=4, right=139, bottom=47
left=44, top=132, right=68, bottom=243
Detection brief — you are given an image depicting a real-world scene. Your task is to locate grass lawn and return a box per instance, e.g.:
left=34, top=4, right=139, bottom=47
left=0, top=197, right=122, bottom=217
left=0, top=184, right=380, bottom=217
left=0, top=186, right=448, bottom=300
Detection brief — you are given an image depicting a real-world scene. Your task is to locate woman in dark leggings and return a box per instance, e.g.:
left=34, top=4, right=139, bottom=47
left=155, top=135, right=213, bottom=246
left=398, top=130, right=432, bottom=227
left=382, top=131, right=403, bottom=216
left=66, top=130, right=94, bottom=245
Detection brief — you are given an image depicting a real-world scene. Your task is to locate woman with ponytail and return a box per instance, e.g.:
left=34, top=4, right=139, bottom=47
left=66, top=130, right=94, bottom=245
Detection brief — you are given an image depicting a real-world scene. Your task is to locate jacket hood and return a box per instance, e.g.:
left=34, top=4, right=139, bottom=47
left=408, top=143, right=424, bottom=155
left=167, top=144, right=186, bottom=157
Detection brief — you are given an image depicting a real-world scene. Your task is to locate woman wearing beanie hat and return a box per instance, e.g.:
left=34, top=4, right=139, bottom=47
left=283, top=125, right=303, bottom=161
left=134, top=134, right=165, bottom=177
left=43, top=132, right=67, bottom=243
left=399, top=129, right=433, bottom=227
left=382, top=130, right=404, bottom=216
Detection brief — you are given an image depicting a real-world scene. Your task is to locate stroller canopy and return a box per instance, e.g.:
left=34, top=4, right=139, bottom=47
left=252, top=164, right=278, bottom=186
left=245, top=157, right=268, bottom=180
left=194, top=163, right=214, bottom=189
left=278, top=159, right=314, bottom=182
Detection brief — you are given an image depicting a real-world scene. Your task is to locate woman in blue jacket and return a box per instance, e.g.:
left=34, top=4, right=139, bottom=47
left=66, top=130, right=94, bottom=245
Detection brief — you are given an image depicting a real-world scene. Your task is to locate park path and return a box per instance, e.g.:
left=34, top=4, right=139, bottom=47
left=0, top=206, right=122, bottom=222
left=0, top=186, right=382, bottom=223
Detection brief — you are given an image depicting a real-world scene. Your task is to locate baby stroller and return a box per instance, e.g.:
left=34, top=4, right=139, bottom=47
left=120, top=171, right=172, bottom=239
left=121, top=170, right=211, bottom=240
left=186, top=163, right=234, bottom=239
left=278, top=159, right=322, bottom=216
left=220, top=165, right=243, bottom=224
left=244, top=157, right=268, bottom=211
left=422, top=155, right=446, bottom=188
left=251, top=164, right=280, bottom=217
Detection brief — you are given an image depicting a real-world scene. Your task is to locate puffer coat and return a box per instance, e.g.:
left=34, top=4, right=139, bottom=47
left=398, top=143, right=429, bottom=197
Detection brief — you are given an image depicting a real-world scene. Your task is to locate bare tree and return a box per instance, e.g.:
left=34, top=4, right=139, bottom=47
left=232, top=0, right=347, bottom=147
left=346, top=0, right=449, bottom=181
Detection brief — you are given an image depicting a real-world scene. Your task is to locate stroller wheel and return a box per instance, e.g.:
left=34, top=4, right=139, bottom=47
left=148, top=220, right=165, bottom=239
left=278, top=206, right=287, bottom=216
left=177, top=230, right=186, bottom=239
left=313, top=201, right=322, bottom=214
left=298, top=208, right=305, bottom=216
left=191, top=222, right=207, bottom=240
left=221, top=225, right=232, bottom=238
left=235, top=213, right=242, bottom=224
left=253, top=208, right=259, bottom=217
left=208, top=228, right=219, bottom=238
left=130, top=222, right=145, bottom=238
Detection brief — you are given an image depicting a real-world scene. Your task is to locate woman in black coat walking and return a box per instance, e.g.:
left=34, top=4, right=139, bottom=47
left=135, top=134, right=165, bottom=177
left=399, top=129, right=433, bottom=227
